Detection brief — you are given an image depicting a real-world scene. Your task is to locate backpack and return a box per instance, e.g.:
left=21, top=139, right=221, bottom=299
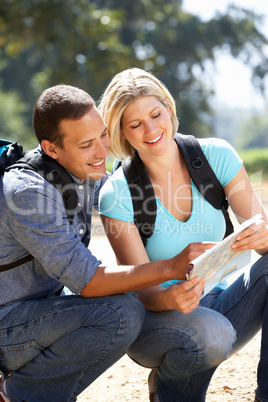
left=0, top=139, right=78, bottom=273
left=116, top=134, right=234, bottom=246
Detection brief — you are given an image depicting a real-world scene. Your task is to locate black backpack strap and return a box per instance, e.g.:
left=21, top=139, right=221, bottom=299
left=7, top=153, right=78, bottom=224
left=175, top=134, right=234, bottom=237
left=122, top=150, right=156, bottom=246
left=121, top=134, right=233, bottom=245
left=0, top=141, right=24, bottom=176
left=0, top=254, right=34, bottom=273
left=2, top=153, right=78, bottom=272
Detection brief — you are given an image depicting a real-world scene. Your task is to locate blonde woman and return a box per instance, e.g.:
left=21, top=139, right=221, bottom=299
left=99, top=68, right=268, bottom=402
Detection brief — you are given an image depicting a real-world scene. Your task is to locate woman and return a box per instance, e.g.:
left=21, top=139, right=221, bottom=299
left=98, top=68, right=268, bottom=402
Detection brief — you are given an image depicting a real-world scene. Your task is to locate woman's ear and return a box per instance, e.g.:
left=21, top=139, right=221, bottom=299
left=165, top=98, right=172, bottom=117
left=120, top=130, right=127, bottom=139
left=41, top=139, right=59, bottom=160
left=165, top=97, right=171, bottom=106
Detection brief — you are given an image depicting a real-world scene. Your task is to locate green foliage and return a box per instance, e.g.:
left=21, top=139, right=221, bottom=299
left=0, top=86, right=37, bottom=150
left=105, top=157, right=114, bottom=173
left=235, top=112, right=268, bottom=149
left=238, top=148, right=268, bottom=177
left=0, top=0, right=267, bottom=145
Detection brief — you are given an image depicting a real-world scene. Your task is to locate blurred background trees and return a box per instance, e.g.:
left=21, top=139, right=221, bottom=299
left=0, top=0, right=267, bottom=151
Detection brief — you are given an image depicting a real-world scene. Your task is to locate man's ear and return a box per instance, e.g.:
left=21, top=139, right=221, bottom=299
left=41, top=139, right=59, bottom=160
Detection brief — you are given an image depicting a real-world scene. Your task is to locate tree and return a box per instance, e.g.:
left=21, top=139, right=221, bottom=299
left=0, top=85, right=37, bottom=150
left=0, top=0, right=267, bottom=140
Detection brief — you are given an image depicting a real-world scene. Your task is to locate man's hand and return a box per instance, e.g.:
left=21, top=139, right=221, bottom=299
left=171, top=242, right=216, bottom=280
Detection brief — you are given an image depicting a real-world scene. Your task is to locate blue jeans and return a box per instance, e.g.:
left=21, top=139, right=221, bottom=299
left=0, top=294, right=145, bottom=401
left=127, top=253, right=268, bottom=402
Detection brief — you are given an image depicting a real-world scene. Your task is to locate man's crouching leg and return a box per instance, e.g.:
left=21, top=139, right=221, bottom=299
left=4, top=294, right=145, bottom=402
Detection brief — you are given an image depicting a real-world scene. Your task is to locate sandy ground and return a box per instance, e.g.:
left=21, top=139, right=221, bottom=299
left=77, top=181, right=268, bottom=401
left=77, top=332, right=261, bottom=401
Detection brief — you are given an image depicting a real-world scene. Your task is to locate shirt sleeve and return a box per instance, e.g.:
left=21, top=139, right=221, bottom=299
left=99, top=167, right=135, bottom=223
left=199, top=138, right=243, bottom=187
left=4, top=172, right=101, bottom=294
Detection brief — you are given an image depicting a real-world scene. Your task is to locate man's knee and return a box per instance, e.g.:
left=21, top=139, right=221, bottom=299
left=84, top=294, right=145, bottom=346
left=116, top=294, right=145, bottom=340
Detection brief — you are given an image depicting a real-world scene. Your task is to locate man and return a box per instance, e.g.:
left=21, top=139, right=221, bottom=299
left=0, top=85, right=209, bottom=401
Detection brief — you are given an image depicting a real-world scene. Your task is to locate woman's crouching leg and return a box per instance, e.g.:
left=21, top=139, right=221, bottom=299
left=127, top=306, right=236, bottom=402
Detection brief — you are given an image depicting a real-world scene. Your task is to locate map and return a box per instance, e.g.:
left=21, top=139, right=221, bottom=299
left=187, top=214, right=262, bottom=296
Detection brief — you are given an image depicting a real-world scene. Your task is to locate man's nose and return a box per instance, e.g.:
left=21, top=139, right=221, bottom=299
left=95, top=139, right=109, bottom=158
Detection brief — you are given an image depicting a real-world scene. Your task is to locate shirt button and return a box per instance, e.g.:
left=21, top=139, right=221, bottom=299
left=78, top=185, right=83, bottom=190
left=77, top=202, right=82, bottom=207
left=79, top=229, right=84, bottom=234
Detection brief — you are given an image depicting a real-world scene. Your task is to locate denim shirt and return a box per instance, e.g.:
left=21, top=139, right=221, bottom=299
left=0, top=149, right=109, bottom=319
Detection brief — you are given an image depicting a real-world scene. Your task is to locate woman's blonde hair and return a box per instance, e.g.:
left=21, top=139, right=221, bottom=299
left=98, top=68, right=179, bottom=159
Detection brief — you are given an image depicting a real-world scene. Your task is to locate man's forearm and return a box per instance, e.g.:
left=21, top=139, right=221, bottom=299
left=80, top=242, right=215, bottom=298
left=80, top=259, right=176, bottom=298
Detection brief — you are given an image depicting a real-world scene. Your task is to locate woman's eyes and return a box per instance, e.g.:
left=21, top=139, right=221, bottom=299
left=130, top=113, right=161, bottom=129
left=131, top=123, right=141, bottom=129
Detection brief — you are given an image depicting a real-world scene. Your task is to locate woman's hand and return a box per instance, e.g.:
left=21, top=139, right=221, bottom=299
left=232, top=216, right=268, bottom=255
left=136, top=242, right=215, bottom=312
left=224, top=165, right=268, bottom=255
left=161, top=277, right=206, bottom=314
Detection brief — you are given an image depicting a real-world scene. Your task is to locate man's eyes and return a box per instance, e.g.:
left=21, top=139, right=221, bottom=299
left=80, top=132, right=108, bottom=148
left=80, top=143, right=92, bottom=149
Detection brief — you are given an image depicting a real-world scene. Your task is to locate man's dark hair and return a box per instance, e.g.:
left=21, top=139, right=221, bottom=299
left=33, top=84, right=95, bottom=148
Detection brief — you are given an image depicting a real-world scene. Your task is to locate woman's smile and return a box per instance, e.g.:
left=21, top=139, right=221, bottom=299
left=144, top=133, right=164, bottom=145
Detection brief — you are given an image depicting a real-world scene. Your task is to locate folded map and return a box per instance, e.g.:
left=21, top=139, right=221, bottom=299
left=187, top=214, right=262, bottom=297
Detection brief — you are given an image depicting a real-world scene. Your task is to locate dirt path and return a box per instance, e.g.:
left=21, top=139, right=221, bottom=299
left=77, top=331, right=261, bottom=401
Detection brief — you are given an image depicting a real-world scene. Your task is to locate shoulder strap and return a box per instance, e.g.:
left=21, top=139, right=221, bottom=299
left=122, top=134, right=233, bottom=245
left=0, top=141, right=24, bottom=176
left=1, top=153, right=78, bottom=273
left=122, top=150, right=156, bottom=246
left=8, top=153, right=78, bottom=224
left=0, top=254, right=35, bottom=273
left=175, top=134, right=233, bottom=237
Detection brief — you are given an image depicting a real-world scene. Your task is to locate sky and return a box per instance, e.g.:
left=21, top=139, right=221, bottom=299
left=183, top=0, right=268, bottom=110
